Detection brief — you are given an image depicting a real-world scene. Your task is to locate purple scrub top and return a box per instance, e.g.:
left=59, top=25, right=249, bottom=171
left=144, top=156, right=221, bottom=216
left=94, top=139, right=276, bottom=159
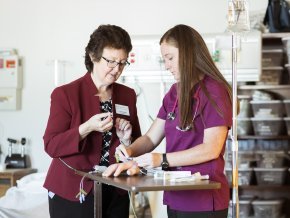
left=157, top=75, right=232, bottom=212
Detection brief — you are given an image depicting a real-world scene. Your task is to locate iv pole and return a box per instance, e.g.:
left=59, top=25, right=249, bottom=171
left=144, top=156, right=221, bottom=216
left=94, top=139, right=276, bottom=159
left=227, top=1, right=250, bottom=218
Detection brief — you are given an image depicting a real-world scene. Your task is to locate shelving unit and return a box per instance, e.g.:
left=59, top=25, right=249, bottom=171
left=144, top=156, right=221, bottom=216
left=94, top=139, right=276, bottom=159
left=228, top=33, right=290, bottom=218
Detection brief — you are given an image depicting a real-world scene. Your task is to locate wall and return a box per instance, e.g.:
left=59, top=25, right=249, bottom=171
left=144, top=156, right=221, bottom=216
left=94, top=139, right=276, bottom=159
left=0, top=0, right=267, bottom=172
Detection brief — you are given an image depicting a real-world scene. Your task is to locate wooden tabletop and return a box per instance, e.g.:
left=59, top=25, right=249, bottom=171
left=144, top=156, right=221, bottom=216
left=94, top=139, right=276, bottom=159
left=77, top=170, right=221, bottom=192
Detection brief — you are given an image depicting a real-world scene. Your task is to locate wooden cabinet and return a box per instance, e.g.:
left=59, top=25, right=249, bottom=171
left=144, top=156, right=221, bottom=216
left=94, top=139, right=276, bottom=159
left=0, top=168, right=37, bottom=197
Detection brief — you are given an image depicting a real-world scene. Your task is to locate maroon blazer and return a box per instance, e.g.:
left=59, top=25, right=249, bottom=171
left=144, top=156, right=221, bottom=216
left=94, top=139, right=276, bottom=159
left=43, top=72, right=141, bottom=201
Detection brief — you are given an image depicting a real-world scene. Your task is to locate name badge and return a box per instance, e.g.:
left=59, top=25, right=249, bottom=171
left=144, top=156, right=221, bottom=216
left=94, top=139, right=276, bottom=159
left=115, top=104, right=130, bottom=116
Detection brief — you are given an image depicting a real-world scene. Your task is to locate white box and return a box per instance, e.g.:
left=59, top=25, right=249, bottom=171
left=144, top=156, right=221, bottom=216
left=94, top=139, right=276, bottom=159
left=153, top=171, right=191, bottom=180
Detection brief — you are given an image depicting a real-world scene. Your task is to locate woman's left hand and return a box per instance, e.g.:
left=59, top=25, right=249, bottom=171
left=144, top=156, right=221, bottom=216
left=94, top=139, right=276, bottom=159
left=102, top=161, right=140, bottom=177
left=115, top=118, right=132, bottom=145
left=133, top=153, right=162, bottom=169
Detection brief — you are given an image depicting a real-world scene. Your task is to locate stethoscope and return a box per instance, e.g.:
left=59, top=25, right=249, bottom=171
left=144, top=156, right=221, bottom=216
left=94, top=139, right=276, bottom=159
left=167, top=86, right=201, bottom=132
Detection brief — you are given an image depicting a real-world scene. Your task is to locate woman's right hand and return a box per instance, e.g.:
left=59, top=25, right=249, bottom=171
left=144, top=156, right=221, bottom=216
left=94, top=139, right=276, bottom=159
left=86, top=112, right=113, bottom=133
left=133, top=153, right=162, bottom=169
left=115, top=144, right=132, bottom=162
left=79, top=112, right=113, bottom=140
left=79, top=112, right=112, bottom=140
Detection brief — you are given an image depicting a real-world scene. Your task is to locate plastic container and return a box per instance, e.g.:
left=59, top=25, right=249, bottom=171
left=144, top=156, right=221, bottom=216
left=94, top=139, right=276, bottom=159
left=252, top=90, right=275, bottom=101
left=238, top=95, right=252, bottom=118
left=262, top=49, right=284, bottom=67
left=283, top=99, right=290, bottom=117
left=228, top=198, right=253, bottom=218
left=227, top=139, right=256, bottom=151
left=282, top=36, right=290, bottom=50
left=257, top=67, right=283, bottom=85
left=284, top=117, right=290, bottom=136
left=254, top=168, right=287, bottom=185
left=251, top=117, right=284, bottom=136
left=225, top=151, right=255, bottom=168
left=250, top=100, right=285, bottom=118
left=256, top=139, right=289, bottom=151
left=286, top=54, right=290, bottom=65
left=285, top=64, right=290, bottom=81
left=225, top=168, right=253, bottom=185
left=252, top=199, right=284, bottom=218
left=237, top=118, right=253, bottom=135
left=255, top=151, right=287, bottom=168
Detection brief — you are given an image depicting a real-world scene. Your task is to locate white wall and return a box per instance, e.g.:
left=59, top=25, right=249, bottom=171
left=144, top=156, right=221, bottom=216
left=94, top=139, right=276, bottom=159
left=0, top=0, right=268, bottom=172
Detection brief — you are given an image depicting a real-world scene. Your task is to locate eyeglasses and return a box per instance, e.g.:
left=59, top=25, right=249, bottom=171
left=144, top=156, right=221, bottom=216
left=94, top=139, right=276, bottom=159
left=102, top=56, right=130, bottom=69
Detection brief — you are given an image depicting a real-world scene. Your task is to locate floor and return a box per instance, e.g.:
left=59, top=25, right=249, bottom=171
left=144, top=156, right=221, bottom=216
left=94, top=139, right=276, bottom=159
left=129, top=206, right=152, bottom=218
left=129, top=192, right=152, bottom=218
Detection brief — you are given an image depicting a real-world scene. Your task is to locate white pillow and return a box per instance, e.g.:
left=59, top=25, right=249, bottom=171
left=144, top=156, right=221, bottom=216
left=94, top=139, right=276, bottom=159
left=16, top=172, right=47, bottom=189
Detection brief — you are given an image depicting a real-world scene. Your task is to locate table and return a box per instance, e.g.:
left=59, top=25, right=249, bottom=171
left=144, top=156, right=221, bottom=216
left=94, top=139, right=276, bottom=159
left=76, top=170, right=221, bottom=218
left=0, top=168, right=37, bottom=196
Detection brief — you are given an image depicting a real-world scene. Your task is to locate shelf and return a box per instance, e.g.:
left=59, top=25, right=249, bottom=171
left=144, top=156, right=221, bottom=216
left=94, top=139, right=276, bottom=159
left=238, top=85, right=290, bottom=99
left=238, top=135, right=290, bottom=140
left=238, top=185, right=290, bottom=191
left=239, top=84, right=290, bottom=90
left=262, top=33, right=290, bottom=39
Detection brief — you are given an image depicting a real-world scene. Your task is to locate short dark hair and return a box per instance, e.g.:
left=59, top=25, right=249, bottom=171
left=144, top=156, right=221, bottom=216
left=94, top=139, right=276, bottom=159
left=84, top=24, right=132, bottom=72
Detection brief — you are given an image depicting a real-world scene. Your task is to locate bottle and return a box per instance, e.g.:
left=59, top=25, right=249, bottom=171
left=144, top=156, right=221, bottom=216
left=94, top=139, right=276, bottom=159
left=227, top=0, right=250, bottom=33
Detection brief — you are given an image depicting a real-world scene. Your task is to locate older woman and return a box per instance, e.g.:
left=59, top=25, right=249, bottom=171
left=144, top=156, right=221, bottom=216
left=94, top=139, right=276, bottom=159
left=43, top=24, right=141, bottom=218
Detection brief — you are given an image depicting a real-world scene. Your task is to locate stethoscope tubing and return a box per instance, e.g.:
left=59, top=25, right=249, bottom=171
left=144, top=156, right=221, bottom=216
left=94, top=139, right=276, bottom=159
left=167, top=86, right=201, bottom=131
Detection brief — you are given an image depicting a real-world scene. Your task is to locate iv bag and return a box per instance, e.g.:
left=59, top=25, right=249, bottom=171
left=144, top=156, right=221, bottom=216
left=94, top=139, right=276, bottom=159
left=227, top=0, right=250, bottom=32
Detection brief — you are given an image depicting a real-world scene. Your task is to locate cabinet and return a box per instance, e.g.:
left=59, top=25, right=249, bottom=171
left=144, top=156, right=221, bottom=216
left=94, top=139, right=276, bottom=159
left=227, top=33, right=290, bottom=218
left=0, top=168, right=37, bottom=197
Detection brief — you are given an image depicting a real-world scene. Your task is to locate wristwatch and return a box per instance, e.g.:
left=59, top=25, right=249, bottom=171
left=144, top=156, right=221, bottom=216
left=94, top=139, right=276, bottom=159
left=161, top=153, right=169, bottom=171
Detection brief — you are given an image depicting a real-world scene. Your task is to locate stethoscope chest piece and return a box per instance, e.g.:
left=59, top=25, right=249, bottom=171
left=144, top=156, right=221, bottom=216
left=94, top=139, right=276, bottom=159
left=167, top=112, right=176, bottom=120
